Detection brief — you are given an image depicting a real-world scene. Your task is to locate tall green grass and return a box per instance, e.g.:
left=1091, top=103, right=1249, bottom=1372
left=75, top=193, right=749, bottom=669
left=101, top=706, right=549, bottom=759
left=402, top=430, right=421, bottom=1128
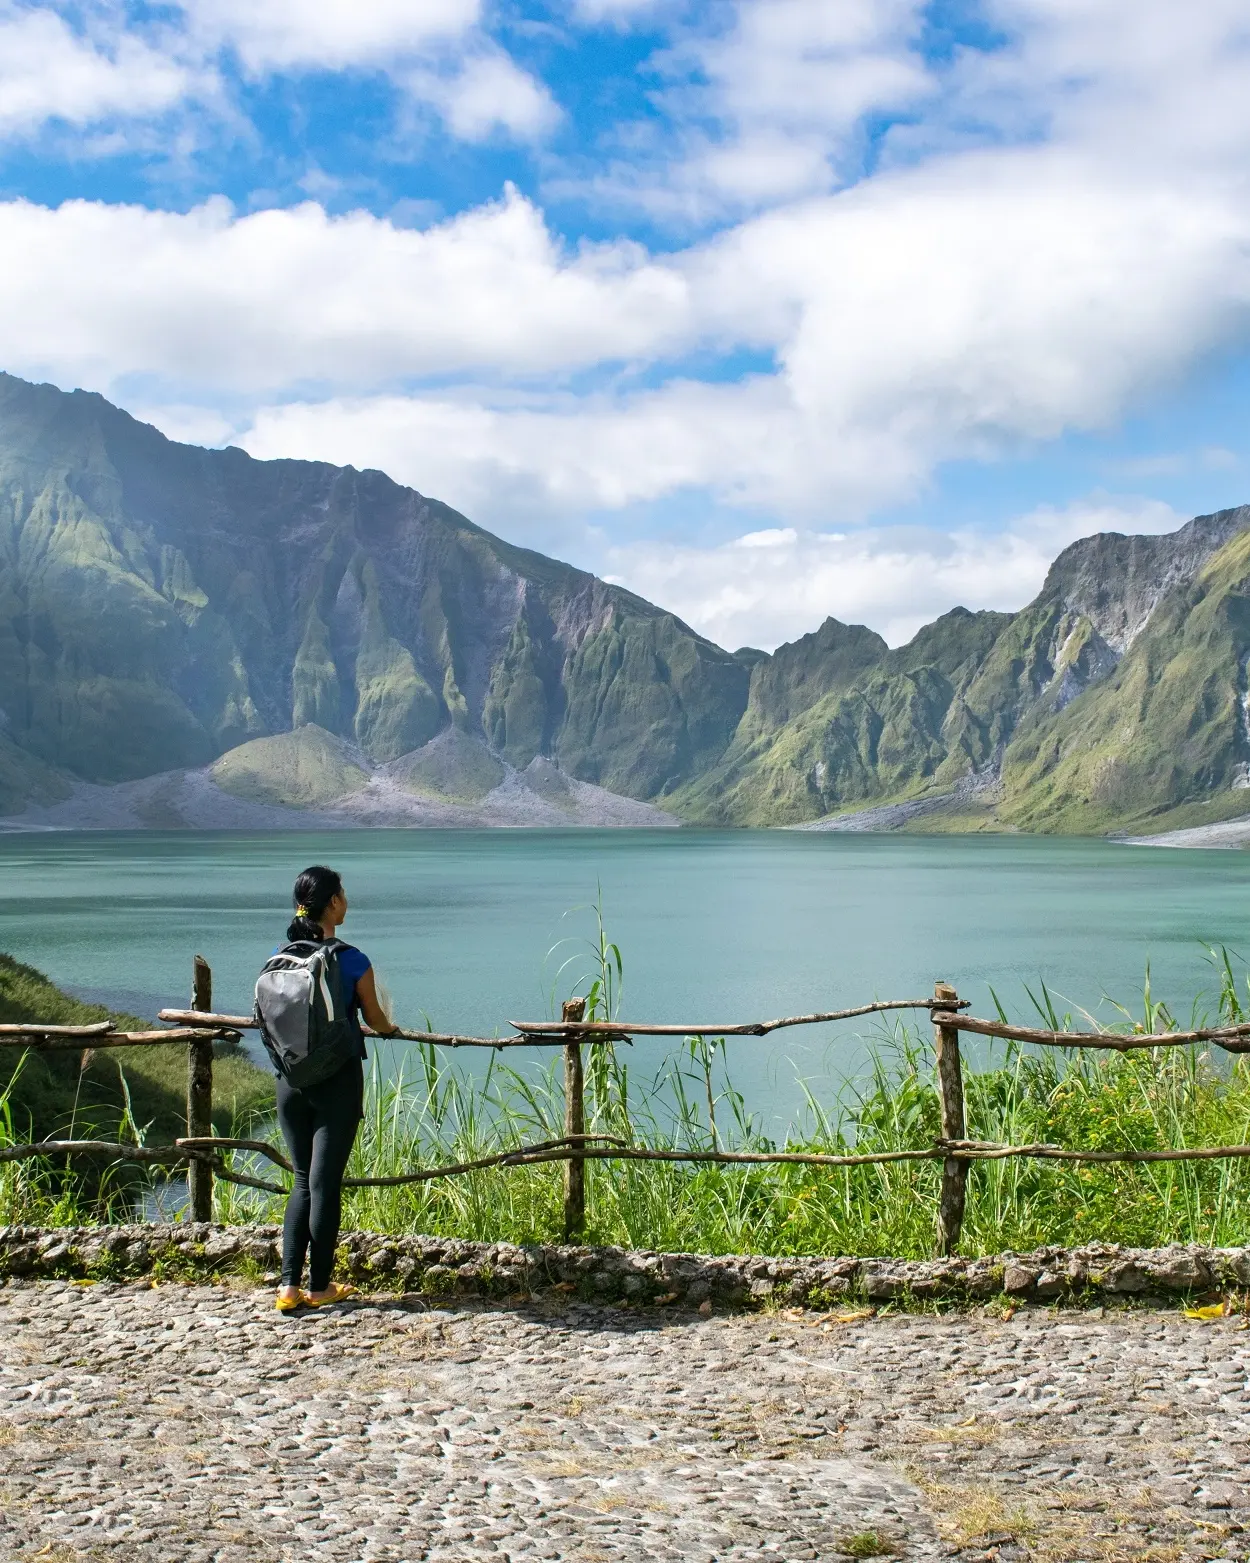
left=7, top=925, right=1250, bottom=1257
left=215, top=933, right=1250, bottom=1258
left=0, top=949, right=269, bottom=1226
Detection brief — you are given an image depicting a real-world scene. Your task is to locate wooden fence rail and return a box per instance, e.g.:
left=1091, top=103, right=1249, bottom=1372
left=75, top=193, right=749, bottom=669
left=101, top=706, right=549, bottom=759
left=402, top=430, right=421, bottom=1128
left=4, top=959, right=1250, bottom=1254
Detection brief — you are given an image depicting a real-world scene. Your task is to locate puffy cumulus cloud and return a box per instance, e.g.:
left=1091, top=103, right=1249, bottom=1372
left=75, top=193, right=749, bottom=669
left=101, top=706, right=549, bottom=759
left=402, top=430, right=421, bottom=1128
left=950, top=0, right=1250, bottom=167
left=187, top=0, right=480, bottom=72
left=234, top=380, right=797, bottom=523
left=403, top=48, right=560, bottom=143
left=0, top=0, right=552, bottom=147
left=233, top=375, right=947, bottom=528
left=0, top=188, right=691, bottom=393
left=11, top=141, right=1249, bottom=522
left=600, top=500, right=1186, bottom=651
left=0, top=4, right=199, bottom=136
left=692, top=149, right=1250, bottom=490
left=170, top=146, right=1250, bottom=530
left=569, top=0, right=935, bottom=221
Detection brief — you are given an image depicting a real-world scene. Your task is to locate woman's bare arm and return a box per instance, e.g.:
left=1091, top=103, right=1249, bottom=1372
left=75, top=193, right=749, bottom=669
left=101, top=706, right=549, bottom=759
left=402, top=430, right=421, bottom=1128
left=356, top=967, right=399, bottom=1036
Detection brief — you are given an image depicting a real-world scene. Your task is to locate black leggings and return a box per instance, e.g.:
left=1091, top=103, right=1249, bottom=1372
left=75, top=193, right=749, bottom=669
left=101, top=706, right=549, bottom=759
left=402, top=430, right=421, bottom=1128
left=276, top=1060, right=363, bottom=1291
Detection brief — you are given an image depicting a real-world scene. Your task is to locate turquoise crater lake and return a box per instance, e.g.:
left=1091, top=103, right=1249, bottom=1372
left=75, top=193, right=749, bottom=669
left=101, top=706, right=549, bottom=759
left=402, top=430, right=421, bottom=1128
left=1, top=829, right=1247, bottom=1126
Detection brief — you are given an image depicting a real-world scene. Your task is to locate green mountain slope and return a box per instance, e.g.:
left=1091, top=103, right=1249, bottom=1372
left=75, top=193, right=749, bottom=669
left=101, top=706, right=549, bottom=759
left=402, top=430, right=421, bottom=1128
left=674, top=506, right=1250, bottom=831
left=0, top=951, right=268, bottom=1146
left=0, top=373, right=748, bottom=809
left=1000, top=525, right=1250, bottom=832
left=4, top=371, right=1250, bottom=837
left=673, top=607, right=1013, bottom=824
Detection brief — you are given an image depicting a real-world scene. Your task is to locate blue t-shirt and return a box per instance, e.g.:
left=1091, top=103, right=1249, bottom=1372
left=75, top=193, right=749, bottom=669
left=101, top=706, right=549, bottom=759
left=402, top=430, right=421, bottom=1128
left=337, top=944, right=372, bottom=1058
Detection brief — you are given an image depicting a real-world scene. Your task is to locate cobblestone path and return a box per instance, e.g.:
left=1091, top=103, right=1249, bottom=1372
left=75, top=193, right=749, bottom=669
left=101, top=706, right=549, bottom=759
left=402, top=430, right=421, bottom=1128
left=1, top=1281, right=1248, bottom=1563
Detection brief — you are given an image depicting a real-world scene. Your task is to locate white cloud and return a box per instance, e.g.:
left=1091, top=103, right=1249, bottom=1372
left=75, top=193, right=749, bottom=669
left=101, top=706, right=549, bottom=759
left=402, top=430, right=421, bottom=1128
left=569, top=0, right=934, bottom=221
left=0, top=188, right=690, bottom=393
left=0, top=5, right=197, bottom=135
left=237, top=379, right=798, bottom=523
left=960, top=0, right=1250, bottom=167
left=187, top=0, right=559, bottom=146
left=4, top=0, right=1250, bottom=654
left=571, top=0, right=662, bottom=22
left=404, top=49, right=560, bottom=143
left=601, top=500, right=1186, bottom=652
left=0, top=1, right=550, bottom=149
left=692, top=148, right=1250, bottom=487
left=157, top=147, right=1242, bottom=533
left=7, top=141, right=1248, bottom=527
left=188, top=0, right=480, bottom=72
left=130, top=401, right=238, bottom=449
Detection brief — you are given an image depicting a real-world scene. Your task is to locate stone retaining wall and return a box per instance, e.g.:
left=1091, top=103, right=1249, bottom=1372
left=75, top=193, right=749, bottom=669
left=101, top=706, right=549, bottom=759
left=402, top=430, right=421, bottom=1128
left=3, top=1224, right=1249, bottom=1306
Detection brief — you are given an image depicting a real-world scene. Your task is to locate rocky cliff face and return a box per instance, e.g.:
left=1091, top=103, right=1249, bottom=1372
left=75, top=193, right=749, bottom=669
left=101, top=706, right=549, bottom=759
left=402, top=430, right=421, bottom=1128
left=0, top=373, right=749, bottom=811
left=1041, top=509, right=1250, bottom=654
left=4, top=371, right=1249, bottom=835
left=674, top=505, right=1250, bottom=832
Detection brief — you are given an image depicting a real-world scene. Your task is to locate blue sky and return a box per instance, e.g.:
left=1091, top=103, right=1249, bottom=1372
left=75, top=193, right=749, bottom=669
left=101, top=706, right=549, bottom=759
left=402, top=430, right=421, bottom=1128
left=1, top=1, right=1249, bottom=650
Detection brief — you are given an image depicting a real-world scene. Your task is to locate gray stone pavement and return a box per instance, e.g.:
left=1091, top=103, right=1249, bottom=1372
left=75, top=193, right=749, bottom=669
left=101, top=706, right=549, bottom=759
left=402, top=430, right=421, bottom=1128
left=0, top=1281, right=1248, bottom=1563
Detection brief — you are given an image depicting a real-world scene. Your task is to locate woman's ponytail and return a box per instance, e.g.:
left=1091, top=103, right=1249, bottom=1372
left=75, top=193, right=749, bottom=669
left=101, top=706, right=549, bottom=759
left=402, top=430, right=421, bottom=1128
left=286, top=865, right=343, bottom=943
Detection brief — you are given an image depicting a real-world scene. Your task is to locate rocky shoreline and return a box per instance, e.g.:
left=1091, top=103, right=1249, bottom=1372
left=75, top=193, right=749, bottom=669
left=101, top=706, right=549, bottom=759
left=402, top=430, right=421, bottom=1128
left=4, top=1224, right=1247, bottom=1308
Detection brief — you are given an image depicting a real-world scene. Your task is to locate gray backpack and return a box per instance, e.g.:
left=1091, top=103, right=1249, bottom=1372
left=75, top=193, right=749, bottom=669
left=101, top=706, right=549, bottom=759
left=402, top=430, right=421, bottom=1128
left=254, top=939, right=358, bottom=1087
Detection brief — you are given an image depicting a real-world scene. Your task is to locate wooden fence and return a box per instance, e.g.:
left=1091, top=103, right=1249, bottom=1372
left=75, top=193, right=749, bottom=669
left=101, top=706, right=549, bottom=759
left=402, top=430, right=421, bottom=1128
left=4, top=960, right=1250, bottom=1254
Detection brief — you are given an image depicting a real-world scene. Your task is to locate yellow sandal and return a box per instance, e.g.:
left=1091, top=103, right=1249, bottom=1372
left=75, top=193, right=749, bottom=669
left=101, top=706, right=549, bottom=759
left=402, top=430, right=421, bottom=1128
left=304, top=1282, right=358, bottom=1308
left=274, top=1290, right=305, bottom=1313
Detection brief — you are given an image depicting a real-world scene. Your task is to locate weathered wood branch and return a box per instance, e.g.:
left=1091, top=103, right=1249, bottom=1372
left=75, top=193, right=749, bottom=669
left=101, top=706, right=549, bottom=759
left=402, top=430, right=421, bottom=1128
left=0, top=1026, right=239, bottom=1051
left=186, top=955, right=214, bottom=1221
left=932, top=1009, right=1250, bottom=1052
left=158, top=1009, right=542, bottom=1049
left=562, top=998, right=587, bottom=1241
left=0, top=1137, right=287, bottom=1195
left=141, top=1003, right=1250, bottom=1054
left=177, top=1136, right=294, bottom=1172
left=0, top=1139, right=215, bottom=1166
left=510, top=998, right=971, bottom=1038
left=0, top=1021, right=115, bottom=1037
left=940, top=1138, right=1250, bottom=1164
left=9, top=1131, right=1250, bottom=1206
left=933, top=982, right=968, bottom=1257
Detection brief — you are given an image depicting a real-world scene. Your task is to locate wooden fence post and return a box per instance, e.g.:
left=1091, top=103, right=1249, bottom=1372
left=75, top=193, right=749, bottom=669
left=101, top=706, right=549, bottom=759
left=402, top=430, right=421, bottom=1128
left=562, top=998, right=586, bottom=1243
left=933, top=980, right=967, bottom=1256
left=186, top=955, right=214, bottom=1223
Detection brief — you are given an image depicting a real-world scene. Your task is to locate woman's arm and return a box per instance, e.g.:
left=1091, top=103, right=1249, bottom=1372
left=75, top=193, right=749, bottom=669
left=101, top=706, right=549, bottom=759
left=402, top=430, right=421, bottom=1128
left=356, top=967, right=400, bottom=1036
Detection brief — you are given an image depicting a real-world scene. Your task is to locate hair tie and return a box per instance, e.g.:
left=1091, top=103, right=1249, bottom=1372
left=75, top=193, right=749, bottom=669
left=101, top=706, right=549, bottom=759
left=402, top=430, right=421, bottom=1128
left=295, top=905, right=309, bottom=917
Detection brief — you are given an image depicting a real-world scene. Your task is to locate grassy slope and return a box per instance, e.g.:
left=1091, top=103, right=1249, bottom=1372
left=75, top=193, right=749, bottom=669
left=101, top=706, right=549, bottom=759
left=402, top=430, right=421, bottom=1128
left=0, top=951, right=270, bottom=1143
left=388, top=728, right=506, bottom=804
left=210, top=723, right=370, bottom=809
left=1000, top=528, right=1250, bottom=833
left=674, top=523, right=1250, bottom=837
left=0, top=372, right=751, bottom=810
left=671, top=609, right=1016, bottom=826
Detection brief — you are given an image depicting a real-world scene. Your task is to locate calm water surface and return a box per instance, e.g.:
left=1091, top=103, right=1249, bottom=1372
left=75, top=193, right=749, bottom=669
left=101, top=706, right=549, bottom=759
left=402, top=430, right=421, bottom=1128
left=2, top=829, right=1247, bottom=1124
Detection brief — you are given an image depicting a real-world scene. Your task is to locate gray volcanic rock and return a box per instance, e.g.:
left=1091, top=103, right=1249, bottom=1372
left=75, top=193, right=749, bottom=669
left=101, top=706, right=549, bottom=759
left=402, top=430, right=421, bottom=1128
left=1041, top=505, right=1250, bottom=653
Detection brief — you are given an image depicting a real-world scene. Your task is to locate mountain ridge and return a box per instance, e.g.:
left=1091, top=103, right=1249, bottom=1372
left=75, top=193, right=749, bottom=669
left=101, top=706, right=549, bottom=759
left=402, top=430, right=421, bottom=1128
left=676, top=504, right=1250, bottom=835
left=0, top=371, right=747, bottom=813
left=2, top=370, right=1250, bottom=838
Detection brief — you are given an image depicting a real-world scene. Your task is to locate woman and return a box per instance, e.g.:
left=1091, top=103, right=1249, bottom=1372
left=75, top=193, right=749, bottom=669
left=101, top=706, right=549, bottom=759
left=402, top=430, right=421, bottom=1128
left=274, top=865, right=399, bottom=1311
